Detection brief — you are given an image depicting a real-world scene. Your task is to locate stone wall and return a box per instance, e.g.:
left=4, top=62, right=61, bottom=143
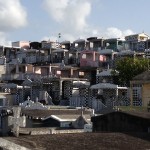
left=20, top=128, right=84, bottom=135
left=53, top=129, right=84, bottom=134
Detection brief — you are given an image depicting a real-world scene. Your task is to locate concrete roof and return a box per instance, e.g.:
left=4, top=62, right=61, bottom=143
left=21, top=108, right=92, bottom=119
left=98, top=49, right=117, bottom=54
left=97, top=69, right=119, bottom=77
left=90, top=83, right=127, bottom=89
left=132, top=71, right=150, bottom=81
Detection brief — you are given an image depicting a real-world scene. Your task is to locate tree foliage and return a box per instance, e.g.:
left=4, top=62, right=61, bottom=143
left=113, top=57, right=150, bottom=86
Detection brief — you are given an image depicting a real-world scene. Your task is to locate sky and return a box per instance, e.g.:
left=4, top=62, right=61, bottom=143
left=0, top=0, right=150, bottom=45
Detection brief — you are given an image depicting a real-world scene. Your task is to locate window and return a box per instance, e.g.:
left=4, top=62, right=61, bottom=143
left=140, top=37, right=144, bottom=40
left=79, top=71, right=84, bottom=76
left=82, top=54, right=86, bottom=59
left=132, top=84, right=142, bottom=106
left=0, top=99, right=3, bottom=106
left=57, top=71, right=61, bottom=75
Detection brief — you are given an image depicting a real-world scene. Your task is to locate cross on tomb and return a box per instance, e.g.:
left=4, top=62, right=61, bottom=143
left=81, top=106, right=84, bottom=116
left=36, top=97, right=39, bottom=102
left=8, top=107, right=26, bottom=137
left=27, top=96, right=30, bottom=101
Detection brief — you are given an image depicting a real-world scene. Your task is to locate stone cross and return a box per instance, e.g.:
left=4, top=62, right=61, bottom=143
left=27, top=96, right=30, bottom=101
left=8, top=107, right=26, bottom=137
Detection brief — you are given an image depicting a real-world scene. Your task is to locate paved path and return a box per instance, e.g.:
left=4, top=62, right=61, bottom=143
left=0, top=138, right=30, bottom=150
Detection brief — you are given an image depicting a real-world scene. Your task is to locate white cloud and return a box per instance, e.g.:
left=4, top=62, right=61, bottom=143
left=43, top=0, right=91, bottom=32
left=104, top=27, right=134, bottom=39
left=41, top=36, right=58, bottom=42
left=43, top=0, right=69, bottom=23
left=0, top=32, right=11, bottom=46
left=105, top=27, right=122, bottom=38
left=0, top=0, right=27, bottom=45
left=43, top=0, right=99, bottom=41
left=43, top=0, right=134, bottom=42
left=62, top=33, right=78, bottom=42
left=0, top=0, right=27, bottom=31
left=123, top=29, right=134, bottom=36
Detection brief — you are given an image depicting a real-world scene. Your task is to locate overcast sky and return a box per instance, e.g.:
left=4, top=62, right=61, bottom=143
left=0, top=0, right=149, bottom=45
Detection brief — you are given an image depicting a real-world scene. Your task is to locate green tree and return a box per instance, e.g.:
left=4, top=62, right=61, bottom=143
left=113, top=57, right=150, bottom=86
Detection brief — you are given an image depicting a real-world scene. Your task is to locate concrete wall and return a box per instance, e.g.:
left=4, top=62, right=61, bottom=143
left=25, top=118, right=60, bottom=128
left=92, top=111, right=150, bottom=132
left=26, top=65, right=33, bottom=73
left=34, top=67, right=41, bottom=74
left=25, top=128, right=84, bottom=135
left=0, top=65, right=5, bottom=79
left=12, top=41, right=29, bottom=49
left=5, top=94, right=15, bottom=106
left=0, top=116, right=11, bottom=136
left=142, top=84, right=150, bottom=106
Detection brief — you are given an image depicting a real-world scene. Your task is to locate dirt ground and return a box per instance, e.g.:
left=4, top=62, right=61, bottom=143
left=4, top=132, right=150, bottom=150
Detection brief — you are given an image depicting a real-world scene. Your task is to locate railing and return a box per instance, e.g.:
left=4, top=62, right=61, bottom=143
left=25, top=56, right=36, bottom=63
left=80, top=60, right=99, bottom=67
left=92, top=98, right=107, bottom=112
left=68, top=58, right=78, bottom=65
left=25, top=55, right=51, bottom=64
left=52, top=57, right=63, bottom=63
left=25, top=73, right=41, bottom=80
left=113, top=98, right=130, bottom=107
left=69, top=96, right=85, bottom=107
left=99, top=60, right=115, bottom=69
left=1, top=73, right=24, bottom=80
left=1, top=73, right=41, bottom=81
left=39, top=56, right=51, bottom=62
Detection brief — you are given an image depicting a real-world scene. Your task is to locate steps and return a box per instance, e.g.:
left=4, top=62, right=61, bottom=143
left=39, top=91, right=54, bottom=105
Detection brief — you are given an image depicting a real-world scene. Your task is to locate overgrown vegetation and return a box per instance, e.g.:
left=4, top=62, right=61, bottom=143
left=113, top=57, right=150, bottom=86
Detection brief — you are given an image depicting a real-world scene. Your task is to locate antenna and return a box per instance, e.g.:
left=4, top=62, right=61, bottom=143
left=58, top=33, right=61, bottom=43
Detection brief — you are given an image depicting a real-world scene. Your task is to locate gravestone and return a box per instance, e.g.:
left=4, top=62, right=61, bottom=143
left=72, top=106, right=88, bottom=129
left=8, top=107, right=26, bottom=137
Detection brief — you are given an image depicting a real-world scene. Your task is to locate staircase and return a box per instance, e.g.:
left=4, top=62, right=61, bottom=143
left=39, top=91, right=54, bottom=105
left=92, top=98, right=108, bottom=112
left=69, top=96, right=85, bottom=107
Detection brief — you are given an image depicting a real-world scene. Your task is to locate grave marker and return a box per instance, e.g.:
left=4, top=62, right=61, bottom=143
left=8, top=107, right=26, bottom=137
